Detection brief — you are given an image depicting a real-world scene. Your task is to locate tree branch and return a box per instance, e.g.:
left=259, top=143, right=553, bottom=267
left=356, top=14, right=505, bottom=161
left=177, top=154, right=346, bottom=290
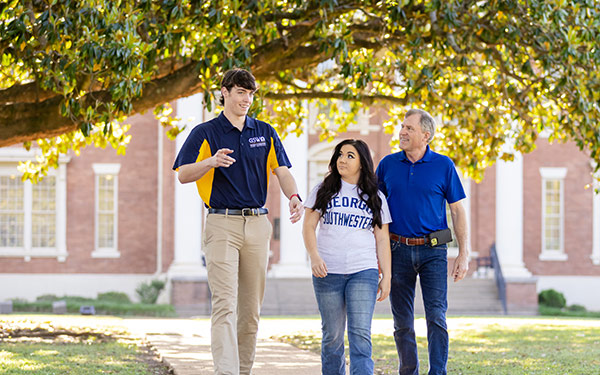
left=0, top=81, right=55, bottom=104
left=0, top=62, right=205, bottom=147
left=0, top=58, right=191, bottom=105
left=254, top=45, right=328, bottom=79
left=264, top=91, right=408, bottom=106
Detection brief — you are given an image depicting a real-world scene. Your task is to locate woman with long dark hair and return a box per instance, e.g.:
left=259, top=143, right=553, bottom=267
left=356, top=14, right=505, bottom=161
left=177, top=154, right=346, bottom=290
left=303, top=139, right=392, bottom=375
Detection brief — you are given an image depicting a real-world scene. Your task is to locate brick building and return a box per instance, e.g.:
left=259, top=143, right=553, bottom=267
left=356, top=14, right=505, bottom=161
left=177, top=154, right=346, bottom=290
left=0, top=110, right=175, bottom=300
left=1, top=94, right=599, bottom=314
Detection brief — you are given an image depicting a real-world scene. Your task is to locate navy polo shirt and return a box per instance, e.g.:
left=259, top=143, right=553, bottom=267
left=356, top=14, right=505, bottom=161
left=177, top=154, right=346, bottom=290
left=172, top=112, right=291, bottom=208
left=376, top=145, right=465, bottom=238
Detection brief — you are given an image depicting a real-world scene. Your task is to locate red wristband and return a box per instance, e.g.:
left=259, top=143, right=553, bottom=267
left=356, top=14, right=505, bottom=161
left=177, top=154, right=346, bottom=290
left=290, top=193, right=302, bottom=202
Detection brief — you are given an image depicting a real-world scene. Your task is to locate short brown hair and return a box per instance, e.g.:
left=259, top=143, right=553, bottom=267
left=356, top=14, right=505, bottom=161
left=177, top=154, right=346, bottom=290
left=219, top=68, right=257, bottom=105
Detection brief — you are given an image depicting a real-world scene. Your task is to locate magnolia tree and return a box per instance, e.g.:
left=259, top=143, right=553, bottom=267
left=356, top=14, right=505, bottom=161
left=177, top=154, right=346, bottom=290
left=1, top=0, right=599, bottom=181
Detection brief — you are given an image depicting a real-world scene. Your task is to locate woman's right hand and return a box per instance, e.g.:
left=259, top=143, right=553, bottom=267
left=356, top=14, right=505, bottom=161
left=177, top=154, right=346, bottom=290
left=310, top=255, right=328, bottom=278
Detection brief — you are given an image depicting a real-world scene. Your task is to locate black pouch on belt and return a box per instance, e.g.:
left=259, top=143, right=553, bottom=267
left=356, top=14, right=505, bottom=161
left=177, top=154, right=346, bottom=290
left=426, top=228, right=453, bottom=246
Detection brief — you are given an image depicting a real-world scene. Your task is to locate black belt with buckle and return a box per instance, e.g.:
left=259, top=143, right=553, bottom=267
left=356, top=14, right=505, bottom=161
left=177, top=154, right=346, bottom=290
left=208, top=208, right=269, bottom=216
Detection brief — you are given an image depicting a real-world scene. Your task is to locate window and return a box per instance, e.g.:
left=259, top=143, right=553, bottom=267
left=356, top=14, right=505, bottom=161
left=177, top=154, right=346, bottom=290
left=0, top=149, right=68, bottom=261
left=0, top=175, right=58, bottom=248
left=32, top=177, right=57, bottom=247
left=0, top=175, right=24, bottom=247
left=307, top=143, right=336, bottom=191
left=543, top=180, right=561, bottom=249
left=539, top=167, right=568, bottom=261
left=92, top=163, right=120, bottom=258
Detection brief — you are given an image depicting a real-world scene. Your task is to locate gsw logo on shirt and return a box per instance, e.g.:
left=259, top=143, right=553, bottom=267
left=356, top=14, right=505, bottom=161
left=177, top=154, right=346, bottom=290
left=248, top=136, right=266, bottom=148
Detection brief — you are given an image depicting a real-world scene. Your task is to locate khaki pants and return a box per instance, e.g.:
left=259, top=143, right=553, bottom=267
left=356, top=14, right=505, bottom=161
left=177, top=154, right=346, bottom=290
left=203, top=213, right=272, bottom=375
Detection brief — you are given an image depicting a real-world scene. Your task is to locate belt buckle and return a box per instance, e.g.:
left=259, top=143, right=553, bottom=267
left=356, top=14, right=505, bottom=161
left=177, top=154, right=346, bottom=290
left=404, top=237, right=410, bottom=246
left=242, top=208, right=255, bottom=216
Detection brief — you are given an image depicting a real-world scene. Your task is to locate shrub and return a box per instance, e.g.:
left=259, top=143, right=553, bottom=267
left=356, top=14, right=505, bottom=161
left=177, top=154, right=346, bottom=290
left=136, top=280, right=166, bottom=304
left=538, top=289, right=566, bottom=309
left=64, top=296, right=94, bottom=303
left=36, top=294, right=59, bottom=302
left=539, top=305, right=600, bottom=318
left=12, top=299, right=176, bottom=317
left=91, top=302, right=176, bottom=317
left=97, top=291, right=131, bottom=304
left=35, top=295, right=92, bottom=303
left=567, top=304, right=586, bottom=312
left=12, top=300, right=52, bottom=312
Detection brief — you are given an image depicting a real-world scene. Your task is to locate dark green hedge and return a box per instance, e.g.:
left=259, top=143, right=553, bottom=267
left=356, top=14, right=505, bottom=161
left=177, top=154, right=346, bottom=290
left=12, top=299, right=176, bottom=317
left=538, top=289, right=567, bottom=309
left=539, top=305, right=600, bottom=318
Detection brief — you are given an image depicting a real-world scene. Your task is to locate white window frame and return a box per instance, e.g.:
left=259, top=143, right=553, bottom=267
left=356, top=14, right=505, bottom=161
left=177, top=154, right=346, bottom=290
left=539, top=167, right=568, bottom=261
left=92, top=163, right=121, bottom=258
left=0, top=148, right=69, bottom=262
left=307, top=142, right=336, bottom=191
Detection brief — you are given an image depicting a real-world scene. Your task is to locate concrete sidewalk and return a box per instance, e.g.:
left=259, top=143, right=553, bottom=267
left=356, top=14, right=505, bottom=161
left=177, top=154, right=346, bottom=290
left=145, top=334, right=322, bottom=375
left=123, top=317, right=329, bottom=375
left=128, top=317, right=400, bottom=374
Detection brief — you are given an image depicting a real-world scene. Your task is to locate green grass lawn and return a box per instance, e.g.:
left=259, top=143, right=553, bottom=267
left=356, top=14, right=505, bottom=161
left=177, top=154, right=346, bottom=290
left=277, top=316, right=600, bottom=374
left=3, top=315, right=599, bottom=374
left=0, top=317, right=169, bottom=375
left=0, top=341, right=160, bottom=374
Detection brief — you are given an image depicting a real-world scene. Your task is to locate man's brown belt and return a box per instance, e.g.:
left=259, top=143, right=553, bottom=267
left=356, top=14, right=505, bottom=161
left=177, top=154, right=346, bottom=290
left=390, top=233, right=428, bottom=246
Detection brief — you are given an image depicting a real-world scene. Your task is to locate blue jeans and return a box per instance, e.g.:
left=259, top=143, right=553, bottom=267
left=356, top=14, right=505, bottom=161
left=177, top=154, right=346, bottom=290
left=312, top=269, right=379, bottom=375
left=389, top=241, right=448, bottom=375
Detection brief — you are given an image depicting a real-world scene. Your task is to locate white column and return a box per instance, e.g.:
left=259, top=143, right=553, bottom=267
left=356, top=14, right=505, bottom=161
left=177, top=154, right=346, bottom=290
left=56, top=160, right=69, bottom=262
left=592, top=170, right=600, bottom=265
left=495, top=152, right=532, bottom=278
left=270, top=128, right=310, bottom=278
left=168, top=94, right=206, bottom=278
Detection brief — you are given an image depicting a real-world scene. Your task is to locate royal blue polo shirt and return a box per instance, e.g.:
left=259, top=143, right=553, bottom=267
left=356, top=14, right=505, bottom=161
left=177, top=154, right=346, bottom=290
left=376, top=145, right=465, bottom=238
left=172, top=112, right=291, bottom=209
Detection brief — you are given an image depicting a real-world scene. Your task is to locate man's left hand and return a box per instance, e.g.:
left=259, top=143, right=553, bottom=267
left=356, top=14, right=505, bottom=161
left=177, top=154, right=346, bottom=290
left=452, top=253, right=469, bottom=282
left=288, top=196, right=303, bottom=223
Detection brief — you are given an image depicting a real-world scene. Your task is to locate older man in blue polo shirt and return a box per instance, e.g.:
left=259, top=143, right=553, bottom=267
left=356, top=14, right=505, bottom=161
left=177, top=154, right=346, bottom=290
left=376, top=108, right=469, bottom=375
left=173, top=68, right=303, bottom=375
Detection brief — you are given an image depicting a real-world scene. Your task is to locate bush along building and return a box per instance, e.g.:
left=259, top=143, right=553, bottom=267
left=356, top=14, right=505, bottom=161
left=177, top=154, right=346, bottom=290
left=1, top=94, right=599, bottom=315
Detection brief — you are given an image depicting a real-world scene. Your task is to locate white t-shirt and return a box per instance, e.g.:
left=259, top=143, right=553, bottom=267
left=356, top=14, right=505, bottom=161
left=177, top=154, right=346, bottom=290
left=305, top=180, right=392, bottom=274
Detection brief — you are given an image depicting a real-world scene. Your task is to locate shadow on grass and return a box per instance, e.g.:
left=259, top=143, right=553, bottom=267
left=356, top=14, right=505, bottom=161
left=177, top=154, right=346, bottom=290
left=279, top=322, right=600, bottom=375
left=371, top=324, right=600, bottom=375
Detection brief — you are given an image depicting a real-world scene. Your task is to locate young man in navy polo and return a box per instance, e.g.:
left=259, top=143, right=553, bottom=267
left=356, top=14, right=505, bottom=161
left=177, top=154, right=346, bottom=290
left=376, top=109, right=469, bottom=375
left=173, top=68, right=303, bottom=375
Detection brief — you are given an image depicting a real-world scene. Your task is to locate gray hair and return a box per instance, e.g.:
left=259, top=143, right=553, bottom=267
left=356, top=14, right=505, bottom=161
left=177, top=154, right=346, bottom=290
left=405, top=108, right=436, bottom=143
